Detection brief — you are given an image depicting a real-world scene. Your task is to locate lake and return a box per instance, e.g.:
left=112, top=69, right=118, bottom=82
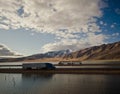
left=0, top=73, right=120, bottom=94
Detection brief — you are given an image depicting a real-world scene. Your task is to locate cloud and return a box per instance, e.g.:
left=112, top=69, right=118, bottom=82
left=0, top=44, right=21, bottom=56
left=111, top=24, right=115, bottom=28
left=99, top=21, right=107, bottom=26
left=41, top=33, right=107, bottom=52
left=0, top=0, right=106, bottom=34
left=30, top=33, right=35, bottom=36
left=100, top=21, right=104, bottom=25
left=115, top=8, right=120, bottom=15
left=112, top=33, right=119, bottom=37
left=0, top=0, right=109, bottom=52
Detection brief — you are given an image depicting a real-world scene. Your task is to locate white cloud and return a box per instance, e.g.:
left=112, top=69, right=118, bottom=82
left=0, top=0, right=109, bottom=52
left=0, top=0, right=106, bottom=35
left=111, top=24, right=115, bottom=28
left=0, top=24, right=9, bottom=30
left=41, top=33, right=107, bottom=52
left=0, top=44, right=21, bottom=56
left=100, top=21, right=104, bottom=25
left=112, top=33, right=119, bottom=37
left=99, top=21, right=107, bottom=26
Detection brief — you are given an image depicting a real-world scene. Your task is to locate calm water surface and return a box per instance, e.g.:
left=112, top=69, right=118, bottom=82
left=0, top=73, right=120, bottom=94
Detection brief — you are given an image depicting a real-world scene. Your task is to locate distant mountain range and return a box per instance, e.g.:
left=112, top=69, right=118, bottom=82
left=0, top=41, right=120, bottom=62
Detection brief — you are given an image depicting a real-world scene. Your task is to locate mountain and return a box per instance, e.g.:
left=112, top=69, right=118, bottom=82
left=0, top=41, right=120, bottom=62
left=26, top=49, right=71, bottom=60
left=65, top=41, right=120, bottom=60
left=0, top=49, right=72, bottom=62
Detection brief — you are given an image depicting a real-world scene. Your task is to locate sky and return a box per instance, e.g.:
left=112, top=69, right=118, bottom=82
left=0, top=0, right=120, bottom=56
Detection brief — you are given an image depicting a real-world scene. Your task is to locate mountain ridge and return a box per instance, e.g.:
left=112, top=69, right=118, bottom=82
left=0, top=41, right=120, bottom=62
left=67, top=41, right=120, bottom=60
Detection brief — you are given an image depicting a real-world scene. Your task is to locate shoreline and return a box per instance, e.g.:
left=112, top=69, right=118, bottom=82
left=1, top=68, right=120, bottom=74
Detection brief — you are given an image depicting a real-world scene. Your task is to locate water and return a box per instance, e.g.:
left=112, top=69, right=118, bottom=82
left=0, top=73, right=120, bottom=94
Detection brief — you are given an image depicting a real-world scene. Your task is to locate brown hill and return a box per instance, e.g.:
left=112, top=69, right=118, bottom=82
left=65, top=41, right=120, bottom=60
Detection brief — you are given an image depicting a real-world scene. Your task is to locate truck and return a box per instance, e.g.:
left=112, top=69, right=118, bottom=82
left=22, top=63, right=56, bottom=70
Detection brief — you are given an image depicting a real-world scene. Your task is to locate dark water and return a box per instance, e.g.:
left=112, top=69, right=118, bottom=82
left=0, top=73, right=120, bottom=94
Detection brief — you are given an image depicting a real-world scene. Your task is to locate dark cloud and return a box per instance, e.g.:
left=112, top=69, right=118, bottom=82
left=0, top=44, right=20, bottom=56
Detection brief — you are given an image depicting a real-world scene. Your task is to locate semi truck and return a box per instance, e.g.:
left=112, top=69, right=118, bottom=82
left=22, top=63, right=55, bottom=70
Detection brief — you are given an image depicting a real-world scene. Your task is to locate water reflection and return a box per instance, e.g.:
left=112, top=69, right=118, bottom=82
left=21, top=73, right=54, bottom=94
left=22, top=73, right=53, bottom=80
left=101, top=75, right=120, bottom=94
left=0, top=73, right=120, bottom=94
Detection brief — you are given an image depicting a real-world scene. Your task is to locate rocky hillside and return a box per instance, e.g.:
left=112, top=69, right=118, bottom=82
left=26, top=49, right=71, bottom=60
left=65, top=41, right=120, bottom=60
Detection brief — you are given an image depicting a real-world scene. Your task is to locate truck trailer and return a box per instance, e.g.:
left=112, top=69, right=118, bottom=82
left=22, top=63, right=55, bottom=70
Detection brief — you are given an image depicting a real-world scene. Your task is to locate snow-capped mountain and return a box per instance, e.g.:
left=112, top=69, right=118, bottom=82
left=44, top=49, right=72, bottom=57
left=26, top=49, right=72, bottom=60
